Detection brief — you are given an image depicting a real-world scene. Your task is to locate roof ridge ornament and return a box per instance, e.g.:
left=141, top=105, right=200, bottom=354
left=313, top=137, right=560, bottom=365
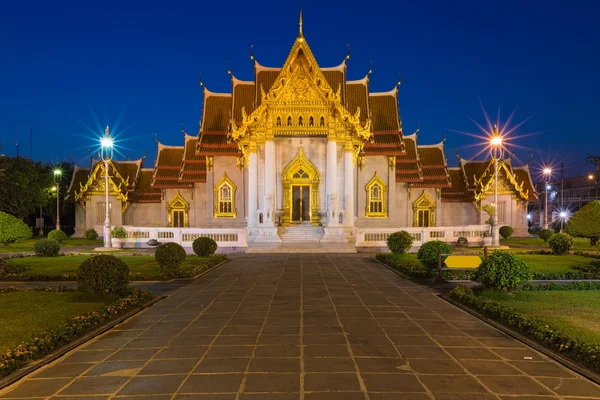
left=397, top=73, right=402, bottom=88
left=299, top=8, right=303, bottom=38
left=250, top=44, right=255, bottom=61
left=346, top=43, right=351, bottom=61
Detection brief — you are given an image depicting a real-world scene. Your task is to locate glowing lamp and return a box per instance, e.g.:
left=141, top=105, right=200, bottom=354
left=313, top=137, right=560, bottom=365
left=53, top=169, right=61, bottom=176
left=526, top=214, right=532, bottom=220
left=51, top=186, right=57, bottom=191
left=490, top=136, right=502, bottom=146
left=546, top=184, right=552, bottom=190
left=100, top=136, right=114, bottom=148
left=589, top=174, right=595, bottom=180
left=559, top=211, right=567, bottom=218
left=543, top=167, right=552, bottom=175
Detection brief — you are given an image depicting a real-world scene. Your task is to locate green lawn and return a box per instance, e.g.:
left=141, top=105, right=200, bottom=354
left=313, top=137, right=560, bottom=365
left=519, top=254, right=596, bottom=274
left=479, top=290, right=600, bottom=346
left=0, top=291, right=115, bottom=352
left=0, top=238, right=101, bottom=254
left=501, top=236, right=599, bottom=252
left=385, top=253, right=424, bottom=266
left=5, top=255, right=223, bottom=279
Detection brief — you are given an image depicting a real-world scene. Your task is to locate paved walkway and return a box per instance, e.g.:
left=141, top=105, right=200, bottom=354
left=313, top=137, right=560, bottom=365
left=2, top=254, right=600, bottom=399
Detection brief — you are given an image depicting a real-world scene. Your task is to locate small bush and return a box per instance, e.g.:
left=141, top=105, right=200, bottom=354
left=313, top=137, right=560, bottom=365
left=77, top=255, right=130, bottom=294
left=34, top=238, right=60, bottom=257
left=538, top=229, right=554, bottom=242
left=386, top=231, right=414, bottom=254
left=499, top=226, right=514, bottom=239
left=0, top=211, right=32, bottom=246
left=192, top=237, right=218, bottom=257
left=85, top=229, right=99, bottom=240
left=475, top=250, right=531, bottom=290
left=111, top=226, right=127, bottom=239
left=47, top=229, right=67, bottom=243
left=548, top=232, right=574, bottom=255
left=528, top=225, right=541, bottom=235
left=417, top=240, right=453, bottom=270
left=155, top=242, right=187, bottom=276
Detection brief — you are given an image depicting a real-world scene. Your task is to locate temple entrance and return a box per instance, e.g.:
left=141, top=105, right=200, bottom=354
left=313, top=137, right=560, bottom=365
left=291, top=185, right=311, bottom=222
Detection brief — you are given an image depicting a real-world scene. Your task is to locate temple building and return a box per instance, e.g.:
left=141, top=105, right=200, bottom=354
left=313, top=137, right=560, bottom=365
left=66, top=16, right=537, bottom=249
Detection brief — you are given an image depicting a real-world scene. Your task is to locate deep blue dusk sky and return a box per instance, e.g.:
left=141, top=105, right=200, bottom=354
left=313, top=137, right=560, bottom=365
left=1, top=0, right=598, bottom=178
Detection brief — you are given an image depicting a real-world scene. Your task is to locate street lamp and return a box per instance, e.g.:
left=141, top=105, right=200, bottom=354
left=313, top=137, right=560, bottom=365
left=53, top=169, right=62, bottom=231
left=542, top=166, right=552, bottom=229
left=489, top=126, right=503, bottom=247
left=589, top=174, right=598, bottom=198
left=100, top=127, right=114, bottom=248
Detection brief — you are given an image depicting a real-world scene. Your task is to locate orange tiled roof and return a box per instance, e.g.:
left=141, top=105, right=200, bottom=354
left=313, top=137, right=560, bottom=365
left=232, top=78, right=255, bottom=125
left=131, top=169, right=161, bottom=203
left=201, top=90, right=232, bottom=133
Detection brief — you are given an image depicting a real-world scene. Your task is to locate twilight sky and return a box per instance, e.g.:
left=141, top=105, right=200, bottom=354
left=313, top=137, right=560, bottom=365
left=1, top=0, right=598, bottom=178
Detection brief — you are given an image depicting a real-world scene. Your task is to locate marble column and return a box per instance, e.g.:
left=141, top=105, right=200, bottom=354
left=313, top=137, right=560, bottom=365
left=247, top=147, right=258, bottom=227
left=326, top=138, right=338, bottom=225
left=264, top=139, right=276, bottom=226
left=344, top=143, right=354, bottom=226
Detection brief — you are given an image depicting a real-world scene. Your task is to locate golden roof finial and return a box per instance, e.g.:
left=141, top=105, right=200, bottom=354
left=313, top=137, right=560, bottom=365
left=250, top=44, right=255, bottom=61
left=345, top=43, right=351, bottom=61
left=397, top=73, right=402, bottom=87
left=227, top=61, right=233, bottom=81
left=299, top=8, right=303, bottom=37
left=199, top=73, right=204, bottom=89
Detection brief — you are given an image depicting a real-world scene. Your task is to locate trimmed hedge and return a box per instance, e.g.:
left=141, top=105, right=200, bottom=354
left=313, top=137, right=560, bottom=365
left=0, top=289, right=154, bottom=378
left=548, top=232, right=574, bottom=255
left=449, top=286, right=600, bottom=373
left=522, top=281, right=600, bottom=291
left=48, top=229, right=67, bottom=243
left=77, top=255, right=130, bottom=294
left=386, top=231, right=414, bottom=254
left=499, top=226, right=514, bottom=239
left=85, top=229, right=99, bottom=240
left=417, top=240, right=453, bottom=270
left=192, top=237, right=218, bottom=257
left=375, top=253, right=431, bottom=278
left=155, top=242, right=187, bottom=276
left=34, top=239, right=60, bottom=257
left=0, top=212, right=32, bottom=246
left=538, top=229, right=555, bottom=242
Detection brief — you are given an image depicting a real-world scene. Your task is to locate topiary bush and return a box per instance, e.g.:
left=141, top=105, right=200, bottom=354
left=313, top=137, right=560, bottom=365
left=34, top=238, right=60, bottom=257
left=548, top=232, right=575, bottom=255
left=192, top=237, right=218, bottom=257
left=499, top=226, right=514, bottom=239
left=77, top=255, right=130, bottom=294
left=417, top=240, right=453, bottom=270
left=476, top=250, right=532, bottom=290
left=0, top=211, right=32, bottom=246
left=48, top=229, right=67, bottom=243
left=566, top=200, right=600, bottom=247
left=528, top=225, right=541, bottom=236
left=155, top=242, right=187, bottom=276
left=85, top=229, right=99, bottom=240
left=538, top=229, right=554, bottom=242
left=386, top=231, right=414, bottom=254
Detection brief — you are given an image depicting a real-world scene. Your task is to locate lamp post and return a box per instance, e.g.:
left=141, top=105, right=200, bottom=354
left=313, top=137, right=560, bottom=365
left=101, top=127, right=114, bottom=248
left=490, top=126, right=503, bottom=247
left=53, top=169, right=62, bottom=231
left=543, top=167, right=552, bottom=229
left=589, top=174, right=598, bottom=198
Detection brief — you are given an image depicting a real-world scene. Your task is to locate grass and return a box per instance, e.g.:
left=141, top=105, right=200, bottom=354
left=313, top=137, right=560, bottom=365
left=5, top=255, right=223, bottom=279
left=0, top=291, right=115, bottom=352
left=519, top=254, right=596, bottom=274
left=385, top=253, right=424, bottom=266
left=501, top=236, right=599, bottom=252
left=0, top=238, right=101, bottom=254
left=478, top=290, right=600, bottom=346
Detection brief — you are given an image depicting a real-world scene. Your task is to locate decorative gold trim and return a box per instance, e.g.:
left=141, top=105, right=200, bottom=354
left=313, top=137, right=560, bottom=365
left=413, top=189, right=435, bottom=227
left=357, top=155, right=365, bottom=171
left=206, top=156, right=214, bottom=172
left=281, top=148, right=321, bottom=226
left=74, top=160, right=129, bottom=214
left=365, top=172, right=388, bottom=218
left=388, top=156, right=396, bottom=170
left=214, top=172, right=237, bottom=218
left=167, top=190, right=189, bottom=227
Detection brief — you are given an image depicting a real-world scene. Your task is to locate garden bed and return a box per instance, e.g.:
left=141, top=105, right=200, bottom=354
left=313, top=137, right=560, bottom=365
left=501, top=237, right=599, bottom=252
left=0, top=238, right=101, bottom=254
left=1, top=254, right=227, bottom=281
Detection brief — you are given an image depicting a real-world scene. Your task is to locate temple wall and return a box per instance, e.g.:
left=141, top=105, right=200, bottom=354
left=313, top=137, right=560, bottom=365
left=203, top=156, right=247, bottom=228
left=355, top=156, right=399, bottom=228
left=87, top=194, right=122, bottom=236
left=440, top=202, right=479, bottom=226
left=123, top=202, right=163, bottom=226
left=72, top=204, right=87, bottom=237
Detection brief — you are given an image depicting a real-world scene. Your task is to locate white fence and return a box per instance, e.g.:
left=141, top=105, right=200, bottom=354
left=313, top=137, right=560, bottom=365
left=355, top=225, right=489, bottom=247
left=119, top=226, right=247, bottom=249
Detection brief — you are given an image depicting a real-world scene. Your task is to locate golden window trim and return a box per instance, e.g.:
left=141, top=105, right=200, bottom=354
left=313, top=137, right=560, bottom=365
left=413, top=189, right=435, bottom=227
left=214, top=172, right=237, bottom=218
left=365, top=172, right=388, bottom=218
left=167, top=190, right=189, bottom=227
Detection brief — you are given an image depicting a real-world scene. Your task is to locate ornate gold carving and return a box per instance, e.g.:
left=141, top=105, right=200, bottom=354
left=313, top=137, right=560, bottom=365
left=413, top=190, right=435, bottom=227
left=236, top=155, right=245, bottom=170
left=74, top=160, right=129, bottom=214
left=206, top=156, right=214, bottom=172
left=214, top=172, right=237, bottom=218
left=388, top=156, right=396, bottom=171
left=281, top=148, right=321, bottom=226
left=357, top=155, right=365, bottom=171
left=365, top=172, right=387, bottom=218
left=167, top=190, right=189, bottom=227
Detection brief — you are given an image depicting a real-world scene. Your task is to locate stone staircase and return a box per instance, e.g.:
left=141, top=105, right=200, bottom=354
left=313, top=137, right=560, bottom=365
left=277, top=225, right=325, bottom=243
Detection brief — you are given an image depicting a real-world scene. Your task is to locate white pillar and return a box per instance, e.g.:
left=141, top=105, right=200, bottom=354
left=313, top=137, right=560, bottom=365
left=326, top=139, right=338, bottom=225
left=344, top=145, right=354, bottom=226
left=264, top=140, right=276, bottom=226
left=248, top=149, right=258, bottom=227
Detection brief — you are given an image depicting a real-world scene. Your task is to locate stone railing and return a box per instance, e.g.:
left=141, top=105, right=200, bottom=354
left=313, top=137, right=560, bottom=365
left=356, top=225, right=489, bottom=247
left=119, top=226, right=247, bottom=249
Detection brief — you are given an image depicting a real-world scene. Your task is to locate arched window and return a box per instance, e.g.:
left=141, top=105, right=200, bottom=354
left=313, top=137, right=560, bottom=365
left=309, top=116, right=314, bottom=126
left=298, top=116, right=303, bottom=126
left=287, top=116, right=292, bottom=126
left=276, top=116, right=281, bottom=126
left=214, top=173, right=237, bottom=218
left=365, top=172, right=388, bottom=218
left=413, top=190, right=435, bottom=227
left=320, top=116, right=325, bottom=126
left=167, top=191, right=189, bottom=227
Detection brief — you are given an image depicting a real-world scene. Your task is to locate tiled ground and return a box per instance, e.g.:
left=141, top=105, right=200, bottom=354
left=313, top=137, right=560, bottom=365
left=2, top=254, right=600, bottom=399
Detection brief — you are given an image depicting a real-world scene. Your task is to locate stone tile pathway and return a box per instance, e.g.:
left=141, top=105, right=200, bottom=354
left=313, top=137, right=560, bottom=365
left=2, top=254, right=600, bottom=399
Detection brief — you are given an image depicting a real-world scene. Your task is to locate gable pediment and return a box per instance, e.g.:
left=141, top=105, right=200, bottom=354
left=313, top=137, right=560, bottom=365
left=271, top=59, right=329, bottom=106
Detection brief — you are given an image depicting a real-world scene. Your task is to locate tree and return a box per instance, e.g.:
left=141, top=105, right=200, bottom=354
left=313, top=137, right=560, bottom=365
left=565, top=200, right=600, bottom=247
left=0, top=211, right=33, bottom=246
left=0, top=157, right=52, bottom=220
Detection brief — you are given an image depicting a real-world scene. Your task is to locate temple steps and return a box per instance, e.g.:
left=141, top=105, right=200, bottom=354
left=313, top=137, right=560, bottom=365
left=277, top=226, right=325, bottom=243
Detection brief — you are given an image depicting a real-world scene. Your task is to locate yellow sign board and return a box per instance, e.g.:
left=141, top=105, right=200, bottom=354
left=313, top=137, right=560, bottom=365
left=444, top=255, right=482, bottom=269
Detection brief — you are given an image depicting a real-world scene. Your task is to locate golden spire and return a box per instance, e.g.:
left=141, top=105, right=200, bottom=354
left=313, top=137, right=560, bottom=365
left=299, top=8, right=303, bottom=38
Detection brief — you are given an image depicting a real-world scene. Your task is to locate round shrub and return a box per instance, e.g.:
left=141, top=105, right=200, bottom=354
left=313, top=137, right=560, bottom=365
left=192, top=237, right=218, bottom=257
left=417, top=240, right=453, bottom=270
left=476, top=250, right=531, bottom=290
left=85, top=229, right=99, bottom=240
left=538, top=229, right=555, bottom=242
left=0, top=211, right=32, bottom=246
left=386, top=231, right=414, bottom=254
left=155, top=242, right=187, bottom=275
left=34, top=238, right=60, bottom=257
left=77, top=255, right=130, bottom=294
left=48, top=229, right=67, bottom=243
left=548, top=232, right=574, bottom=255
left=499, top=226, right=514, bottom=239
left=528, top=225, right=541, bottom=235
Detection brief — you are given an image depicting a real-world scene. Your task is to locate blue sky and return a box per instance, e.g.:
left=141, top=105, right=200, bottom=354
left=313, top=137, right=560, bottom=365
left=1, top=0, right=598, bottom=178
